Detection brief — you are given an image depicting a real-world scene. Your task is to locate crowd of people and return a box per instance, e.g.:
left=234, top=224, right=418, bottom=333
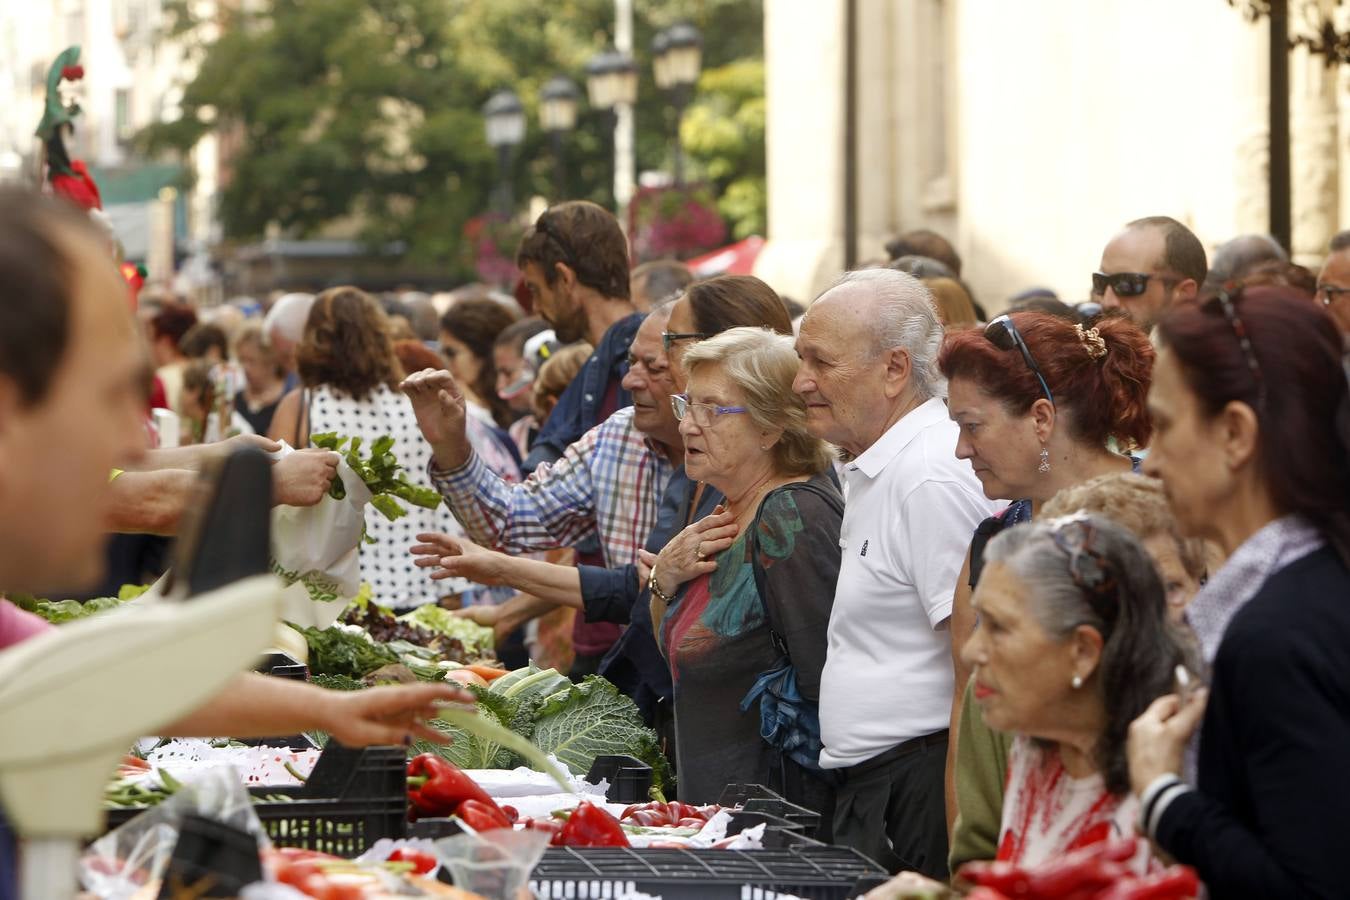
left=2, top=183, right=1349, bottom=899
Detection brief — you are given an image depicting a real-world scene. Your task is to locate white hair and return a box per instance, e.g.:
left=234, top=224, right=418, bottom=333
left=263, top=292, right=316, bottom=342
left=818, top=268, right=946, bottom=399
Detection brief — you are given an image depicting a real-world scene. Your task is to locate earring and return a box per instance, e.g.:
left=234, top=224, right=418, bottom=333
left=1039, top=447, right=1051, bottom=474
left=1071, top=674, right=1083, bottom=690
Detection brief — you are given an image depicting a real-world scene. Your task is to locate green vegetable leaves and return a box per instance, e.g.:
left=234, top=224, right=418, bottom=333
left=411, top=665, right=672, bottom=791
left=310, top=432, right=442, bottom=522
left=399, top=605, right=495, bottom=654
left=289, top=623, right=398, bottom=679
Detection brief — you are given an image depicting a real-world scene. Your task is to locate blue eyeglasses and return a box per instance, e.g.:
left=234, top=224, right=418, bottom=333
left=670, top=393, right=747, bottom=427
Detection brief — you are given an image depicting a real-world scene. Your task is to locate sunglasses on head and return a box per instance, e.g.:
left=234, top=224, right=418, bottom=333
left=984, top=315, right=1055, bottom=407
left=1091, top=271, right=1175, bottom=298
left=1049, top=516, right=1121, bottom=634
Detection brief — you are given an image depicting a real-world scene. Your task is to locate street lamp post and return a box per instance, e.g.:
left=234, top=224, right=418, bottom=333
left=539, top=75, right=580, bottom=202
left=585, top=48, right=639, bottom=211
left=652, top=23, right=702, bottom=187
left=483, top=89, right=526, bottom=215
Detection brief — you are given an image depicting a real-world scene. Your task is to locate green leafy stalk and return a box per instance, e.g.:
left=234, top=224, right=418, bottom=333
left=311, top=431, right=441, bottom=521
left=435, top=707, right=571, bottom=793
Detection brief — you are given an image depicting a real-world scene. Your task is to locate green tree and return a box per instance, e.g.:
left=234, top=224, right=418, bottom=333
left=142, top=0, right=762, bottom=269
left=679, top=58, right=765, bottom=239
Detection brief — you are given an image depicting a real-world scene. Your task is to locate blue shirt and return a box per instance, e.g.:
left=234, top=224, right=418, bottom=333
left=584, top=466, right=724, bottom=724
left=523, top=313, right=644, bottom=473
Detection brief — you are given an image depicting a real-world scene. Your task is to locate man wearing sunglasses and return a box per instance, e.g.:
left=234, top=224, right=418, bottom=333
left=794, top=269, right=1002, bottom=878
left=1093, top=216, right=1207, bottom=331
left=516, top=201, right=643, bottom=474
left=1315, top=230, right=1350, bottom=342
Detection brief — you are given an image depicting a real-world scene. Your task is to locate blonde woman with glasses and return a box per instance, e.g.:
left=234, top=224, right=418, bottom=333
left=642, top=327, right=842, bottom=822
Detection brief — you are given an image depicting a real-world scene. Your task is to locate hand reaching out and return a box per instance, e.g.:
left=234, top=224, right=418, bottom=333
left=400, top=368, right=471, bottom=470
left=411, top=531, right=508, bottom=586
left=320, top=682, right=472, bottom=747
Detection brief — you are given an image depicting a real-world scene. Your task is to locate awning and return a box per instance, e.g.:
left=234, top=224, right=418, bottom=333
left=685, top=235, right=765, bottom=278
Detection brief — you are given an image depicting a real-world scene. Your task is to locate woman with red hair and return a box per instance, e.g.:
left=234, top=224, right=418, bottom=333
left=936, top=311, right=1155, bottom=865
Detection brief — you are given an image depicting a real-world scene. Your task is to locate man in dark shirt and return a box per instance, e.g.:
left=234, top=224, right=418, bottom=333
left=517, top=201, right=643, bottom=473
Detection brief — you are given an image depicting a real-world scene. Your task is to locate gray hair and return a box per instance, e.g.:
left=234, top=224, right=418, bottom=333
left=1209, top=233, right=1288, bottom=285
left=821, top=268, right=946, bottom=399
left=982, top=514, right=1197, bottom=794
left=681, top=326, right=835, bottom=476
left=263, top=292, right=316, bottom=342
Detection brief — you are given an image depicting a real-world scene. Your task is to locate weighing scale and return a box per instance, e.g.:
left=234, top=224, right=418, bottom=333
left=0, top=447, right=283, bottom=899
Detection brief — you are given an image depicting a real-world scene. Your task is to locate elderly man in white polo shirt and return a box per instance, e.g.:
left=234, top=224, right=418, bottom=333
left=793, top=268, right=1000, bottom=877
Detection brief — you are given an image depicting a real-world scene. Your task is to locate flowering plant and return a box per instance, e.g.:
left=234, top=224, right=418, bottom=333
left=462, top=212, right=523, bottom=287
left=629, top=185, right=727, bottom=261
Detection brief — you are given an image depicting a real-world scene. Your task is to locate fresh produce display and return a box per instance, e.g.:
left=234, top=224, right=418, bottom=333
left=341, top=602, right=467, bottom=657
left=290, top=623, right=401, bottom=680
left=406, top=754, right=498, bottom=820
left=398, top=603, right=495, bottom=655
left=956, top=839, right=1200, bottom=900
left=12, top=583, right=149, bottom=624
left=619, top=801, right=721, bottom=828
left=310, top=432, right=442, bottom=525
left=554, top=801, right=630, bottom=847
left=266, top=846, right=472, bottom=899
left=410, top=665, right=672, bottom=791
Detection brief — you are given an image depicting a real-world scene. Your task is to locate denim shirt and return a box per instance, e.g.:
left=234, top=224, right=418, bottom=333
left=522, top=313, right=645, bottom=473
left=583, top=465, right=724, bottom=724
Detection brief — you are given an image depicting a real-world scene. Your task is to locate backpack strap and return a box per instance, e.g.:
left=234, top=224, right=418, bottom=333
left=967, top=503, right=1023, bottom=589
left=748, top=478, right=845, bottom=662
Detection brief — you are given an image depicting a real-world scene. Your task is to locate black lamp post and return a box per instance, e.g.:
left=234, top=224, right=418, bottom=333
left=483, top=89, right=526, bottom=215
left=539, top=75, right=580, bottom=201
left=652, top=22, right=702, bottom=187
left=586, top=48, right=639, bottom=209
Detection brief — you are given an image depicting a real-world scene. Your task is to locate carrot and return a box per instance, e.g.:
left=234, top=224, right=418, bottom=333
left=464, top=664, right=508, bottom=681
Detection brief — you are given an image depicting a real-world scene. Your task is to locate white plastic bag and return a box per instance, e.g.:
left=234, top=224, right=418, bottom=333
left=267, top=441, right=371, bottom=629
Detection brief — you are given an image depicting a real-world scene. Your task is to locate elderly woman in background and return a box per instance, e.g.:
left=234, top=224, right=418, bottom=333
left=644, top=327, right=841, bottom=814
left=948, top=472, right=1218, bottom=871
left=871, top=516, right=1196, bottom=898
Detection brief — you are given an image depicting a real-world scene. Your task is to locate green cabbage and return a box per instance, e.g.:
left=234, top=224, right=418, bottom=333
left=411, top=665, right=672, bottom=791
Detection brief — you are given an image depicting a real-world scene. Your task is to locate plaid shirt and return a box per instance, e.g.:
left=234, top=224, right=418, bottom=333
left=429, top=407, right=674, bottom=568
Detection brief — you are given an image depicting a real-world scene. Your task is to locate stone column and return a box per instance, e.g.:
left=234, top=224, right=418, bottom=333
left=1235, top=13, right=1272, bottom=236
left=1290, top=0, right=1340, bottom=264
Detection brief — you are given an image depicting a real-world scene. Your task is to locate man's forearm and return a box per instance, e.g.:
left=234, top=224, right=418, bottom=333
left=106, top=469, right=194, bottom=535
left=156, top=672, right=333, bottom=738
left=121, top=444, right=216, bottom=473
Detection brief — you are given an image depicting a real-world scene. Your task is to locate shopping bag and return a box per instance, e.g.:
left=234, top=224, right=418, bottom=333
left=267, top=443, right=371, bottom=628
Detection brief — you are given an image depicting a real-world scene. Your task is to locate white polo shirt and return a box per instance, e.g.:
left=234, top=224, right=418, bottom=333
left=818, top=397, right=1003, bottom=769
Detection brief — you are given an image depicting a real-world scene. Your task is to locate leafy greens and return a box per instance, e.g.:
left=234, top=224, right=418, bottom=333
left=310, top=432, right=442, bottom=523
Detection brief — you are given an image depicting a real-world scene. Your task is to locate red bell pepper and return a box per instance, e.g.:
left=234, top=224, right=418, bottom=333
left=456, top=798, right=513, bottom=831
left=1097, top=866, right=1201, bottom=900
left=406, top=754, right=496, bottom=820
left=555, top=801, right=630, bottom=847
left=387, top=847, right=438, bottom=875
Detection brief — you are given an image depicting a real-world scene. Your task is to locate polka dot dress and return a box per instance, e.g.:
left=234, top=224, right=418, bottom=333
left=308, top=383, right=470, bottom=608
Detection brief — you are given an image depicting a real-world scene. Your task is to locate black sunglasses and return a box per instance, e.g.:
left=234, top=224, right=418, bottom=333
left=1091, top=271, right=1175, bottom=298
left=1049, top=517, right=1120, bottom=634
left=984, top=315, right=1055, bottom=407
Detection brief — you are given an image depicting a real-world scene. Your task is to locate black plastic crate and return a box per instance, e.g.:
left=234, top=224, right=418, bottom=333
left=587, top=754, right=653, bottom=803
left=104, top=742, right=408, bottom=857
left=719, top=784, right=822, bottom=839
left=529, top=846, right=885, bottom=900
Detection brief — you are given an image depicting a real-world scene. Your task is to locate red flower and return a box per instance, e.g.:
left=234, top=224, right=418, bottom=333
left=61, top=64, right=85, bottom=82
left=51, top=159, right=102, bottom=211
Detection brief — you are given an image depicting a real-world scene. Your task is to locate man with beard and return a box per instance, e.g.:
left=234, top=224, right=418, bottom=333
left=517, top=201, right=642, bottom=473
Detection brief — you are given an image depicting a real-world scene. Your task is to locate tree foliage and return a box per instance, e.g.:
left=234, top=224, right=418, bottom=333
left=680, top=59, right=765, bottom=239
left=141, top=0, right=762, bottom=271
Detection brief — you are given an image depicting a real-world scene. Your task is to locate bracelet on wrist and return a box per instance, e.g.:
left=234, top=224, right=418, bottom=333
left=648, top=567, right=674, bottom=605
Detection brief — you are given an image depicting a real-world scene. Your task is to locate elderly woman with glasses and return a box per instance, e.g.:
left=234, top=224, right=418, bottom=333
left=866, top=515, right=1196, bottom=896
left=642, top=326, right=842, bottom=813
left=936, top=311, right=1154, bottom=854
